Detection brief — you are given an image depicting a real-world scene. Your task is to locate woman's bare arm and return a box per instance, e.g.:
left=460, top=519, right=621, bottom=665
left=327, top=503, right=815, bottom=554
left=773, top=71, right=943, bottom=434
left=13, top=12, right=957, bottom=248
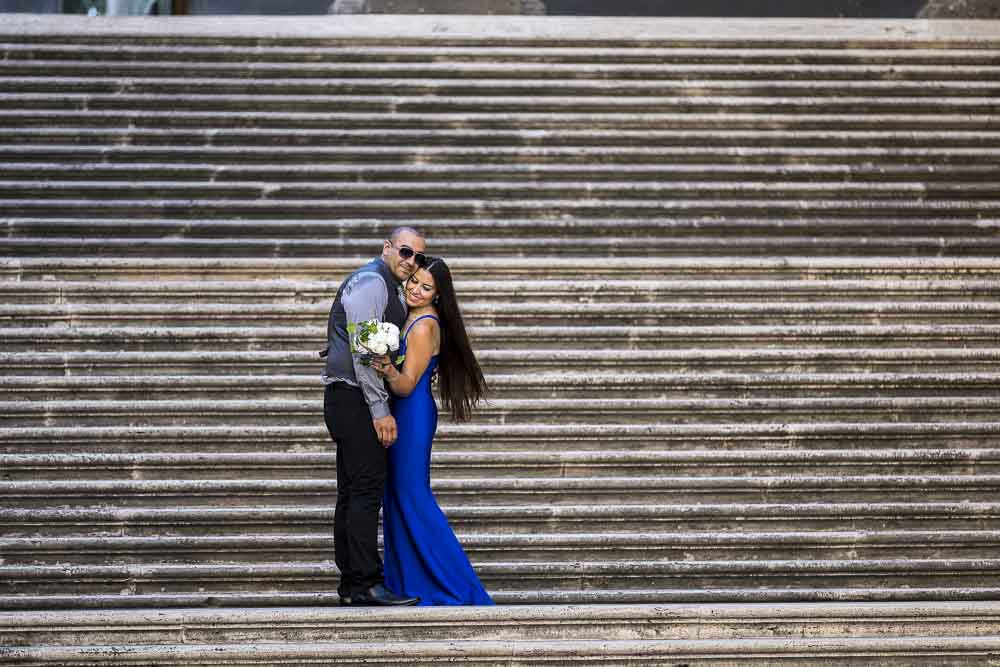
left=378, top=318, right=439, bottom=397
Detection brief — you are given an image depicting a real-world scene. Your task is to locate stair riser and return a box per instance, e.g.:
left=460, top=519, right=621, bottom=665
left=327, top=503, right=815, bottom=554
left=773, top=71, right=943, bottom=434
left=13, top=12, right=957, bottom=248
left=5, top=359, right=1000, bottom=375
left=9, top=78, right=1000, bottom=98
left=8, top=61, right=1000, bottom=82
left=5, top=432, right=998, bottom=453
left=7, top=312, right=1000, bottom=328
left=5, top=618, right=1000, bottom=652
left=6, top=515, right=998, bottom=537
left=5, top=164, right=1000, bottom=184
left=9, top=290, right=1000, bottom=306
left=4, top=488, right=997, bottom=508
left=6, top=460, right=998, bottom=481
left=6, top=42, right=1000, bottom=65
left=6, top=259, right=998, bottom=282
left=3, top=543, right=996, bottom=567
left=4, top=407, right=999, bottom=428
left=2, top=571, right=994, bottom=598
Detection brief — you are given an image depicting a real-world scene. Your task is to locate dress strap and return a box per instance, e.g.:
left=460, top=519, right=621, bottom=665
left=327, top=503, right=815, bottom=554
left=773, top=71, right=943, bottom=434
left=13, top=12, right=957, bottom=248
left=403, top=314, right=440, bottom=341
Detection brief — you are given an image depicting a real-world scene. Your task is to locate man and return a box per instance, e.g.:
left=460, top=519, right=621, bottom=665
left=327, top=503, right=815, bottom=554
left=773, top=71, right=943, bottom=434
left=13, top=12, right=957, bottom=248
left=321, top=227, right=426, bottom=606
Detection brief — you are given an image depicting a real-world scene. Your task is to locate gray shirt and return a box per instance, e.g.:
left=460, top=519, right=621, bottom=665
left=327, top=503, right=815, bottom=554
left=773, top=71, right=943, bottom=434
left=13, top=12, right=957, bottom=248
left=322, top=270, right=396, bottom=419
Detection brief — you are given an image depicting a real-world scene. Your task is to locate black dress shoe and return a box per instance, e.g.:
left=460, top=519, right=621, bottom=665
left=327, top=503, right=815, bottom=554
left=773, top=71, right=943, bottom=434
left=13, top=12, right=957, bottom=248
left=348, top=583, right=419, bottom=606
left=338, top=595, right=352, bottom=606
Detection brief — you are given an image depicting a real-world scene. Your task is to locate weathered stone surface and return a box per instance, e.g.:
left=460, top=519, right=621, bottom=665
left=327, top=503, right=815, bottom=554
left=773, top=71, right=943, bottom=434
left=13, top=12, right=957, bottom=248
left=1, top=12, right=1000, bottom=662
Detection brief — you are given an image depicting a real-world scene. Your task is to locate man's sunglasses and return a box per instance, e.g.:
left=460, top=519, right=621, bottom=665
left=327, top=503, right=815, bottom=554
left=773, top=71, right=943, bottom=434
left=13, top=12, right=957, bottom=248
left=388, top=241, right=427, bottom=267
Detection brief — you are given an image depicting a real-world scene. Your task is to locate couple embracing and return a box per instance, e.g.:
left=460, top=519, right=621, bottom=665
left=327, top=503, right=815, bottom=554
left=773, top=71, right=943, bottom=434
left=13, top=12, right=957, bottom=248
left=321, top=226, right=493, bottom=607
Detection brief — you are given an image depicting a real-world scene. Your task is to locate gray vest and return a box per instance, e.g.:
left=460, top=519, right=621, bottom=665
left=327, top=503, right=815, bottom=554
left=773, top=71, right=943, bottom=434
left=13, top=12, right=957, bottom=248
left=322, top=258, right=407, bottom=381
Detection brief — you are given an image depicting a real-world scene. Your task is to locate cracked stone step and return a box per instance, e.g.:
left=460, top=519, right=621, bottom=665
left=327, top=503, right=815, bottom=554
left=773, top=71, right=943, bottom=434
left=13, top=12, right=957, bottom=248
left=2, top=557, right=998, bottom=598
left=7, top=126, right=998, bottom=146
left=4, top=198, right=999, bottom=224
left=5, top=91, right=1000, bottom=114
left=8, top=162, right=1000, bottom=183
left=5, top=501, right=999, bottom=535
left=5, top=59, right=1000, bottom=81
left=4, top=300, right=998, bottom=329
left=1, top=602, right=998, bottom=645
left=4, top=256, right=996, bottom=281
left=4, top=529, right=999, bottom=566
left=4, top=584, right=1000, bottom=611
left=7, top=635, right=1000, bottom=665
left=5, top=40, right=1000, bottom=64
left=5, top=347, right=1000, bottom=375
left=3, top=474, right=997, bottom=507
left=7, top=323, right=998, bottom=353
left=4, top=447, right=997, bottom=480
left=7, top=235, right=1000, bottom=257
left=5, top=371, right=999, bottom=400
left=4, top=396, right=1000, bottom=427
left=11, top=179, right=999, bottom=198
left=4, top=422, right=997, bottom=453
left=5, top=216, right=993, bottom=237
left=7, top=278, right=1000, bottom=306
left=8, top=76, right=1000, bottom=99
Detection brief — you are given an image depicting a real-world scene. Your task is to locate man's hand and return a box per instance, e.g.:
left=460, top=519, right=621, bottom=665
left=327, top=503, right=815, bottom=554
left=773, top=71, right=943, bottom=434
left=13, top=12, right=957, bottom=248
left=373, top=415, right=397, bottom=448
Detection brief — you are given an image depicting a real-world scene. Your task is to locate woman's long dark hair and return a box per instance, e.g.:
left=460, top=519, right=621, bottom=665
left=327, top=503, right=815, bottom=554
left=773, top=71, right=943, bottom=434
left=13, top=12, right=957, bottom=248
left=425, top=257, right=487, bottom=422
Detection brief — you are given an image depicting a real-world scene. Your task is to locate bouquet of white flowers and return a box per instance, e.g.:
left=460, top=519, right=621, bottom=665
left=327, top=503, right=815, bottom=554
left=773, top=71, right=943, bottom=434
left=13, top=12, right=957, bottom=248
left=347, top=319, right=402, bottom=366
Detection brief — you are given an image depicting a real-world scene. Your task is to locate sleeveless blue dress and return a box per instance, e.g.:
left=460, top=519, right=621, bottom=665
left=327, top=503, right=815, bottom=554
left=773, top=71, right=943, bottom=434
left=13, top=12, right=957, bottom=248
left=382, top=315, right=494, bottom=606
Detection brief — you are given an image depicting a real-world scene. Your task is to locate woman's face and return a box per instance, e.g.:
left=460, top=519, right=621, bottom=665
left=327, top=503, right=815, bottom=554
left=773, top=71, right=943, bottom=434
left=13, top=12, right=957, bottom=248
left=405, top=268, right=437, bottom=308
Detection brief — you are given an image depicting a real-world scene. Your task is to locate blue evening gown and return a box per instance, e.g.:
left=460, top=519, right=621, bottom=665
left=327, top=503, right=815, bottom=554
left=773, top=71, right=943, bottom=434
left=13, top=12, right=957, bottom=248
left=382, top=315, right=494, bottom=606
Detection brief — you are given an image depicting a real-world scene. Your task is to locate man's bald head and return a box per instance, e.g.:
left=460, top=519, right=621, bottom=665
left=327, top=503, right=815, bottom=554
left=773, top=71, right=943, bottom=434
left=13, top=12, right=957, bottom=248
left=389, top=226, right=423, bottom=244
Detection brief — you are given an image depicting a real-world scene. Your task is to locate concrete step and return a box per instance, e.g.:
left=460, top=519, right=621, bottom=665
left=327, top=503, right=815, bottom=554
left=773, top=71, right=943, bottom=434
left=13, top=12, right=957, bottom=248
left=7, top=234, right=1000, bottom=257
left=5, top=38, right=1000, bottom=65
left=8, top=528, right=998, bottom=565
left=6, top=57, right=1000, bottom=80
left=2, top=557, right=998, bottom=599
left=9, top=76, right=1000, bottom=99
left=8, top=279, right=1000, bottom=305
left=7, top=217, right=999, bottom=248
left=4, top=395, right=1000, bottom=427
left=6, top=118, right=1000, bottom=137
left=4, top=300, right=1000, bottom=328
left=12, top=587, right=995, bottom=613
left=4, top=205, right=998, bottom=230
left=4, top=256, right=997, bottom=281
left=6, top=372, right=1000, bottom=400
left=5, top=90, right=1000, bottom=115
left=10, top=323, right=999, bottom=352
left=4, top=448, right=997, bottom=481
left=3, top=474, right=997, bottom=507
left=2, top=602, right=998, bottom=645
left=5, top=347, right=1000, bottom=375
left=3, top=179, right=999, bottom=200
left=5, top=501, right=998, bottom=536
left=6, top=635, right=1000, bottom=666
left=4, top=422, right=997, bottom=453
left=6, top=159, right=1000, bottom=183
left=12, top=180, right=999, bottom=199
left=2, top=144, right=1000, bottom=172
left=11, top=73, right=1000, bottom=92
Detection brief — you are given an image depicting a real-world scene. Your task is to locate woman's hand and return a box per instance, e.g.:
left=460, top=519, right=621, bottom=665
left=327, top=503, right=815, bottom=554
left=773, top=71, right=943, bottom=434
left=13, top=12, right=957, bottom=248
left=371, top=354, right=398, bottom=380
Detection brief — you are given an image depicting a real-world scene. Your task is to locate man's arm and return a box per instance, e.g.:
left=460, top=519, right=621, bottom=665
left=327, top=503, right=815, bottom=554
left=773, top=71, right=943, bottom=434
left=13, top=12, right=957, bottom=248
left=340, top=272, right=392, bottom=420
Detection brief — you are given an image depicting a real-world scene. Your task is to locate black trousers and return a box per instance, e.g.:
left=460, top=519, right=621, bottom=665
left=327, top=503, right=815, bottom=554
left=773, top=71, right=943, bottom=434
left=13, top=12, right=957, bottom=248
left=323, top=382, right=388, bottom=597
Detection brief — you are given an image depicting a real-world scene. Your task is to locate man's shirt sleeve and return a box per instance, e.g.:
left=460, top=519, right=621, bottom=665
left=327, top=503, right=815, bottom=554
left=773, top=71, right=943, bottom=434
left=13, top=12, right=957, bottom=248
left=341, top=272, right=392, bottom=419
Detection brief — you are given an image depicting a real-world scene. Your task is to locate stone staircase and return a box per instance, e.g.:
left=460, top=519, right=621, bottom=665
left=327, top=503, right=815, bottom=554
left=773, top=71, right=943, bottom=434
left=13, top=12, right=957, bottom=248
left=2, top=13, right=1000, bottom=665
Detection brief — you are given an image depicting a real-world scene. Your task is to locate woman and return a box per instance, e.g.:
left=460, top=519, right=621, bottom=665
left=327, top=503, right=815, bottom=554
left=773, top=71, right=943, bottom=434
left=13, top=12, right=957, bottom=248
left=372, top=257, right=494, bottom=606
